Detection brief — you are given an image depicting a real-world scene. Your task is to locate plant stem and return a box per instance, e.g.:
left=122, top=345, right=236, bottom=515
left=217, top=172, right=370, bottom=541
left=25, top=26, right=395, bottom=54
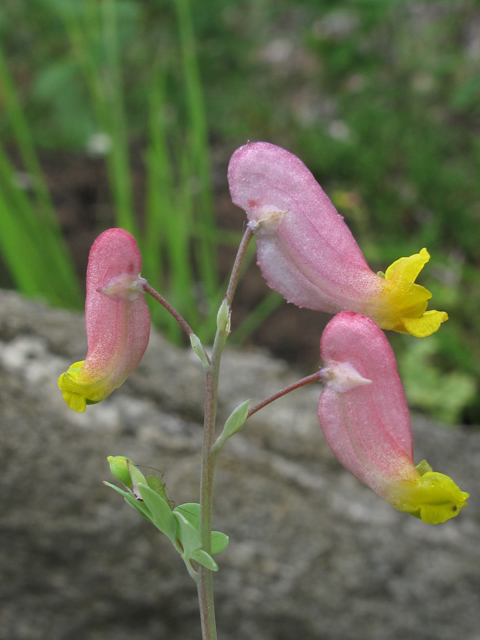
left=247, top=371, right=322, bottom=419
left=196, top=227, right=253, bottom=640
left=197, top=336, right=221, bottom=640
left=144, top=283, right=194, bottom=334
left=225, top=226, right=253, bottom=307
left=143, top=283, right=211, bottom=364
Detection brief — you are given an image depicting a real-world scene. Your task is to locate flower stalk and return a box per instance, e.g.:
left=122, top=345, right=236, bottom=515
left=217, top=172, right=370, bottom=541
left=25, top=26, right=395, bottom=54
left=246, top=371, right=322, bottom=420
left=143, top=282, right=211, bottom=366
left=196, top=227, right=253, bottom=640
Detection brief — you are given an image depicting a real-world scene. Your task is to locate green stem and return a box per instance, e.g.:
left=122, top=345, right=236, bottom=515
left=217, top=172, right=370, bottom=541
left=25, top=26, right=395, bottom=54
left=196, top=228, right=253, bottom=640
left=197, top=343, right=221, bottom=640
left=225, top=226, right=253, bottom=308
left=144, top=282, right=211, bottom=367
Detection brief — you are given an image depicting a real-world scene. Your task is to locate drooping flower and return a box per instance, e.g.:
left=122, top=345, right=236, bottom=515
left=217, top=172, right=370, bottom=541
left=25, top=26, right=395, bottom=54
left=228, top=141, right=447, bottom=337
left=58, top=228, right=151, bottom=413
left=318, top=311, right=468, bottom=524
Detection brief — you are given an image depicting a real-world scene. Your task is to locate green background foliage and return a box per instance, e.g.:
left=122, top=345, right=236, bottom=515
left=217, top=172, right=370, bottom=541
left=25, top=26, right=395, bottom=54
left=1, top=0, right=479, bottom=424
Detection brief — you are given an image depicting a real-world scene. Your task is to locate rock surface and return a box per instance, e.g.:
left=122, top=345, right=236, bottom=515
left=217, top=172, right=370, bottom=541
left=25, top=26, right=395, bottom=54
left=0, top=290, right=478, bottom=640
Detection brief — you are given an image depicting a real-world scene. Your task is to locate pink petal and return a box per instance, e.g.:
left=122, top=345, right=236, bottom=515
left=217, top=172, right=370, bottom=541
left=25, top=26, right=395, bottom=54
left=228, top=141, right=381, bottom=313
left=81, top=228, right=150, bottom=393
left=318, top=312, right=416, bottom=497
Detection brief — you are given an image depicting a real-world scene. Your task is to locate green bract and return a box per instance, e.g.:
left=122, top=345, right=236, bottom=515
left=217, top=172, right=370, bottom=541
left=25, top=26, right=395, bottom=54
left=222, top=400, right=250, bottom=439
left=214, top=400, right=251, bottom=453
left=106, top=462, right=229, bottom=574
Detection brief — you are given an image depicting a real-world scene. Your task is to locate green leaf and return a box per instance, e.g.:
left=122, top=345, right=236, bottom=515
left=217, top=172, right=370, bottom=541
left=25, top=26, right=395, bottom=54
left=104, top=480, right=132, bottom=499
left=191, top=549, right=218, bottom=572
left=105, top=481, right=153, bottom=522
left=146, top=475, right=168, bottom=501
left=217, top=299, right=230, bottom=334
left=174, top=503, right=228, bottom=553
left=127, top=460, right=148, bottom=500
left=124, top=494, right=154, bottom=524
left=127, top=460, right=147, bottom=486
left=138, top=484, right=177, bottom=541
left=174, top=503, right=200, bottom=530
left=211, top=531, right=229, bottom=555
left=222, top=399, right=250, bottom=439
left=189, top=334, right=210, bottom=370
left=173, top=511, right=202, bottom=556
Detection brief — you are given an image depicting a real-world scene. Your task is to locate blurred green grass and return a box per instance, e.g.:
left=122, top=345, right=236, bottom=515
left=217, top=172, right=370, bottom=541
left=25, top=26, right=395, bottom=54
left=1, top=0, right=480, bottom=424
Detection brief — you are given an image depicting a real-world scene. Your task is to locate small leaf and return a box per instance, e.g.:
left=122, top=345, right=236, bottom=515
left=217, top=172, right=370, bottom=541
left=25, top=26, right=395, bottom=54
left=104, top=480, right=132, bottom=500
left=174, top=504, right=228, bottom=553
left=147, top=475, right=168, bottom=500
left=138, top=484, right=177, bottom=542
left=124, top=494, right=154, bottom=524
left=105, top=481, right=153, bottom=522
left=191, top=549, right=219, bottom=572
left=211, top=531, right=229, bottom=555
left=190, top=334, right=210, bottom=370
left=217, top=299, right=230, bottom=334
left=174, top=512, right=202, bottom=556
left=174, top=503, right=200, bottom=530
left=222, top=400, right=250, bottom=439
left=127, top=460, right=147, bottom=485
left=127, top=460, right=147, bottom=500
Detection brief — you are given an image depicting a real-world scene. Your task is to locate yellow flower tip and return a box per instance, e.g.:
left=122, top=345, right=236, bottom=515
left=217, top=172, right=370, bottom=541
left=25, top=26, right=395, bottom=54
left=58, top=360, right=101, bottom=413
left=394, top=461, right=469, bottom=525
left=60, top=386, right=87, bottom=413
left=384, top=247, right=430, bottom=283
left=376, top=249, right=448, bottom=337
left=58, top=368, right=86, bottom=413
left=400, top=309, right=449, bottom=338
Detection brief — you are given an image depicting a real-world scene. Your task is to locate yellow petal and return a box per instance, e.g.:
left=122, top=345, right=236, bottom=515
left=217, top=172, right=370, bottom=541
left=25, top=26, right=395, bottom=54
left=60, top=387, right=87, bottom=413
left=63, top=360, right=85, bottom=379
left=58, top=359, right=109, bottom=413
left=384, top=247, right=430, bottom=283
left=390, top=463, right=469, bottom=525
left=401, top=310, right=449, bottom=338
left=372, top=249, right=448, bottom=337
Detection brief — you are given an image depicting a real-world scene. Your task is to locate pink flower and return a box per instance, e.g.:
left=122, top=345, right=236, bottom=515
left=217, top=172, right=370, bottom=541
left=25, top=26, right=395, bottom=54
left=58, top=229, right=150, bottom=412
left=228, top=141, right=447, bottom=337
left=318, top=312, right=468, bottom=524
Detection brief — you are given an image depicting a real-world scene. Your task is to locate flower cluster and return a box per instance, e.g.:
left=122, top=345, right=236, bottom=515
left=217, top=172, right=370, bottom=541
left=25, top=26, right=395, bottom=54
left=59, top=143, right=468, bottom=525
left=228, top=141, right=467, bottom=524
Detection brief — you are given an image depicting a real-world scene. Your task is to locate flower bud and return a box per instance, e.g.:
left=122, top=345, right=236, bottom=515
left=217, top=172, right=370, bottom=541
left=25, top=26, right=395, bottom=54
left=108, top=455, right=133, bottom=489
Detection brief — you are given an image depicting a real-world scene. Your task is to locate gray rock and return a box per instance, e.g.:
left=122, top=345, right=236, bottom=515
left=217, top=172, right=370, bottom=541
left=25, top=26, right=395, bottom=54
left=0, top=290, right=478, bottom=640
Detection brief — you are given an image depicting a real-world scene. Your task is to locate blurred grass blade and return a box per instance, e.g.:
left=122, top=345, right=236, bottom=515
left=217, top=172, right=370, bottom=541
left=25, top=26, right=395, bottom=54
left=144, top=61, right=176, bottom=337
left=0, top=47, right=81, bottom=307
left=174, top=0, right=217, bottom=304
left=0, top=157, right=69, bottom=306
left=0, top=188, right=43, bottom=297
left=145, top=59, right=200, bottom=341
left=230, top=292, right=284, bottom=345
left=0, top=45, right=53, bottom=222
left=101, top=0, right=135, bottom=234
left=196, top=240, right=257, bottom=343
left=61, top=0, right=136, bottom=235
